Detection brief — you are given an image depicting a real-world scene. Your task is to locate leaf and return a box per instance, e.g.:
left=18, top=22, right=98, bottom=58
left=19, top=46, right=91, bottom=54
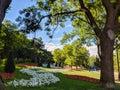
left=60, top=23, right=65, bottom=27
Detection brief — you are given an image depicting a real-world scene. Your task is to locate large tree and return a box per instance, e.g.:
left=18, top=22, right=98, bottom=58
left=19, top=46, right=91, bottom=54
left=17, top=0, right=120, bottom=89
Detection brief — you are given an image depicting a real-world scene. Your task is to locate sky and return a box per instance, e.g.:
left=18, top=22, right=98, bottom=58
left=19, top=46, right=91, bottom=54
left=5, top=0, right=73, bottom=49
left=4, top=0, right=97, bottom=56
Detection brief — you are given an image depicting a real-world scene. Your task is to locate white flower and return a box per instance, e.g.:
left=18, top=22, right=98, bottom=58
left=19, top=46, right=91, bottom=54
left=7, top=68, right=60, bottom=87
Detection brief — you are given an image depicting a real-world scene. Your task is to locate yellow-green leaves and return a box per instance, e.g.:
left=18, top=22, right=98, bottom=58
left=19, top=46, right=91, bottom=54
left=110, top=0, right=117, bottom=3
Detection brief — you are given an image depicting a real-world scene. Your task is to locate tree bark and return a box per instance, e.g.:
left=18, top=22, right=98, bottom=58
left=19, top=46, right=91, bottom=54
left=0, top=0, right=12, bottom=25
left=100, top=34, right=115, bottom=89
left=0, top=80, right=6, bottom=90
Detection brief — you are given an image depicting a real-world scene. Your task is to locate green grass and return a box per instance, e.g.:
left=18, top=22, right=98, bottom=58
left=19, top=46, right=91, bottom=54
left=0, top=66, right=120, bottom=90
left=40, top=67, right=100, bottom=79
left=62, top=70, right=100, bottom=79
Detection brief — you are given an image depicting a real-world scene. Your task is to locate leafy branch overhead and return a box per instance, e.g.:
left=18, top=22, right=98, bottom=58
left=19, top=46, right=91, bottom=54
left=16, top=0, right=107, bottom=38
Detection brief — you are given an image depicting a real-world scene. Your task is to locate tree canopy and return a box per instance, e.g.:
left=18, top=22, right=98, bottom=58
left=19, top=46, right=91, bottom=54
left=53, top=43, right=89, bottom=68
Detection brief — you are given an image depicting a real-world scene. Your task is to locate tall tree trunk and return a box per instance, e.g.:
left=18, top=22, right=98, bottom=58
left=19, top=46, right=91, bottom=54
left=100, top=35, right=115, bottom=89
left=0, top=80, right=6, bottom=90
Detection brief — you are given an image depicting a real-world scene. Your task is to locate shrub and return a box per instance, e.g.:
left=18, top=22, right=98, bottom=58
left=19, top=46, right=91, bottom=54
left=14, top=58, right=31, bottom=64
left=0, top=59, right=6, bottom=66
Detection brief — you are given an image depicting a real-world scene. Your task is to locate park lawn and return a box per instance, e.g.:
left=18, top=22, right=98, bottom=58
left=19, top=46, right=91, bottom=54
left=59, top=69, right=100, bottom=79
left=0, top=65, right=119, bottom=90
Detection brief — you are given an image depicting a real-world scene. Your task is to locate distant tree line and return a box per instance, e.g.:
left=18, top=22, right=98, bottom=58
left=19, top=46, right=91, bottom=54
left=53, top=41, right=100, bottom=70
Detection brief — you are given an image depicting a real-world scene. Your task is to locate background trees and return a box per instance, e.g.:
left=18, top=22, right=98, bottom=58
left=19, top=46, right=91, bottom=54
left=2, top=20, right=18, bottom=73
left=53, top=49, right=65, bottom=67
left=53, top=43, right=89, bottom=69
left=0, top=20, right=47, bottom=71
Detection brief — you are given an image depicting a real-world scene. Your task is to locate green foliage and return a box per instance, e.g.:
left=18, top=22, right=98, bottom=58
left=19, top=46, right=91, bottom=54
left=88, top=56, right=96, bottom=67
left=113, top=49, right=120, bottom=71
left=61, top=25, right=97, bottom=46
left=0, top=26, right=6, bottom=51
left=17, top=0, right=104, bottom=38
left=39, top=50, right=53, bottom=68
left=53, top=43, right=89, bottom=67
left=0, top=59, right=6, bottom=66
left=0, top=20, right=48, bottom=67
left=16, top=6, right=42, bottom=34
left=16, top=0, right=106, bottom=47
left=53, top=49, right=65, bottom=65
left=110, top=0, right=117, bottom=3
left=14, top=59, right=31, bottom=64
left=63, top=44, right=74, bottom=66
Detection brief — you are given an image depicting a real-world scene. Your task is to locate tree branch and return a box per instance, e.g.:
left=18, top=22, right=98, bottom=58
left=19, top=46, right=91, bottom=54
left=101, top=0, right=112, bottom=13
left=115, top=0, right=120, bottom=11
left=51, top=16, right=59, bottom=38
left=75, top=16, right=90, bottom=25
left=38, top=10, right=83, bottom=38
left=38, top=0, right=102, bottom=37
left=39, top=9, right=81, bottom=23
left=79, top=0, right=101, bottom=37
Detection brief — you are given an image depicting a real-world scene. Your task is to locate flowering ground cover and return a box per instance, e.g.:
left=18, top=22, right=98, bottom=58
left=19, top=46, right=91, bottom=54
left=7, top=68, right=60, bottom=87
left=65, top=74, right=99, bottom=83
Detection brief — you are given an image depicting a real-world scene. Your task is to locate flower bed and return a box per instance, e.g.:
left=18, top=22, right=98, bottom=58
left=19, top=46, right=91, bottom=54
left=65, top=74, right=99, bottom=83
left=7, top=68, right=60, bottom=87
left=0, top=72, right=15, bottom=79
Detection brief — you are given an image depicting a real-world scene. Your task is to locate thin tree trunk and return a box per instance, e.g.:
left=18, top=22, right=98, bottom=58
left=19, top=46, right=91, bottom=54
left=100, top=36, right=115, bottom=88
left=0, top=80, right=6, bottom=90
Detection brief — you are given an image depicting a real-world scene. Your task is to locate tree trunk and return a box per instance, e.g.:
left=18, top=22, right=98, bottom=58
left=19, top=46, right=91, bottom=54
left=0, top=0, right=12, bottom=25
left=100, top=36, right=115, bottom=89
left=0, top=80, right=6, bottom=90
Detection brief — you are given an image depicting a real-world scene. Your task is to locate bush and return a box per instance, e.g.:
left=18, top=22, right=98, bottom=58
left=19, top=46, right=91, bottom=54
left=14, top=58, right=31, bottom=64
left=0, top=59, right=6, bottom=66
